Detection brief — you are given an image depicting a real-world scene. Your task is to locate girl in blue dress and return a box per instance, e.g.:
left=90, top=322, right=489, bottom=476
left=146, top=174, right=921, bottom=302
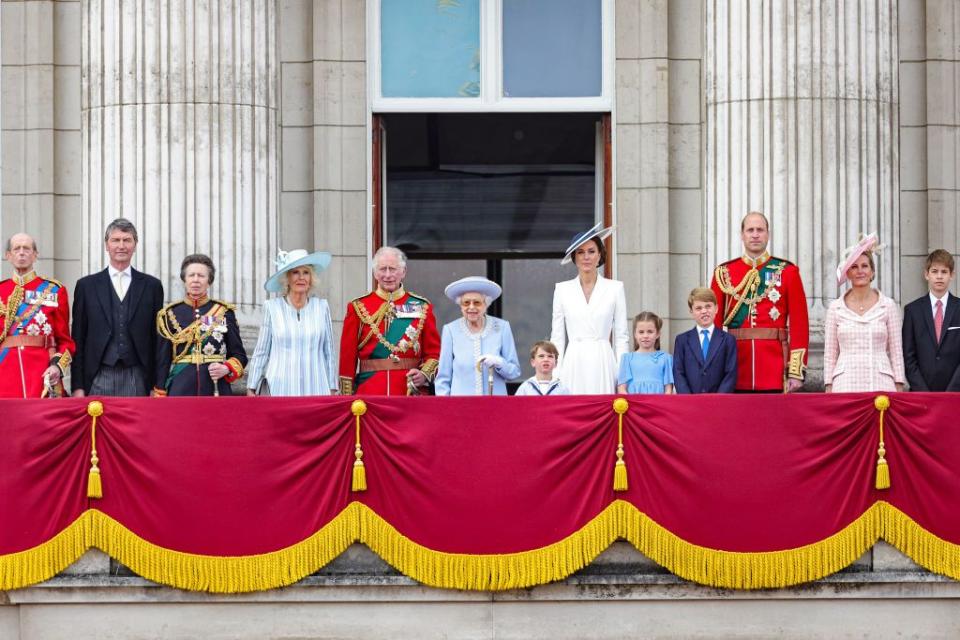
left=617, top=311, right=674, bottom=394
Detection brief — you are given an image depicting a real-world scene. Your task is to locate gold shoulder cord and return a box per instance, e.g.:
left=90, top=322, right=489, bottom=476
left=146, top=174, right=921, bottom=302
left=352, top=299, right=427, bottom=359
left=157, top=304, right=226, bottom=362
left=714, top=265, right=761, bottom=326
left=2, top=283, right=25, bottom=337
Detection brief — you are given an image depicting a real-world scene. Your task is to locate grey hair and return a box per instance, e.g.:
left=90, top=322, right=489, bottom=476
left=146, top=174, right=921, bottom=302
left=7, top=231, right=40, bottom=253
left=104, top=218, right=139, bottom=243
left=455, top=294, right=493, bottom=306
left=5, top=234, right=38, bottom=253
left=280, top=265, right=320, bottom=296
left=371, top=246, right=407, bottom=271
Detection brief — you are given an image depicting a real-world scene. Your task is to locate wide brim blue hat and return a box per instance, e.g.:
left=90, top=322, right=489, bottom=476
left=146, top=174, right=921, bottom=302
left=560, top=222, right=615, bottom=265
left=264, top=249, right=332, bottom=293
left=444, top=276, right=502, bottom=303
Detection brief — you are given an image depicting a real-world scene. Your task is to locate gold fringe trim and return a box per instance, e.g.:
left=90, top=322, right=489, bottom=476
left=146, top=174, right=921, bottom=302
left=4, top=502, right=960, bottom=592
left=91, top=509, right=357, bottom=593
left=0, top=511, right=94, bottom=590
left=880, top=501, right=960, bottom=581
left=356, top=502, right=621, bottom=591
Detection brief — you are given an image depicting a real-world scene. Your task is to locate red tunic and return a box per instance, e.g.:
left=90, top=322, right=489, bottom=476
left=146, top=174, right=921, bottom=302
left=710, top=253, right=809, bottom=392
left=0, top=272, right=75, bottom=398
left=338, top=288, right=441, bottom=396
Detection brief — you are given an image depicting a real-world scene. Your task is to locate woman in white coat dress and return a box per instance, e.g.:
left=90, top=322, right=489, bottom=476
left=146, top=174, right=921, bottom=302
left=550, top=224, right=629, bottom=394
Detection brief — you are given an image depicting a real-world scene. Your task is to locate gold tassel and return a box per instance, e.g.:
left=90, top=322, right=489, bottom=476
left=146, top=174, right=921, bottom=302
left=351, top=400, right=368, bottom=492
left=874, top=395, right=891, bottom=490
left=86, top=401, right=104, bottom=499
left=612, top=397, right=629, bottom=492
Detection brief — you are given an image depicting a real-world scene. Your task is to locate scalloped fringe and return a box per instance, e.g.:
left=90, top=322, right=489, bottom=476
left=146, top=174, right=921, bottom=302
left=2, top=502, right=959, bottom=593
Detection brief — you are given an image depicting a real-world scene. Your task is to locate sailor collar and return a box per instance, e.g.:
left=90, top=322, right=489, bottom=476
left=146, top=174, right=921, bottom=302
left=11, top=271, right=37, bottom=287
left=375, top=285, right=406, bottom=301
left=740, top=251, right=771, bottom=269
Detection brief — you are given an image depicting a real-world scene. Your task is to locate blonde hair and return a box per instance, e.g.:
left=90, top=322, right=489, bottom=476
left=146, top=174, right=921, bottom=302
left=280, top=265, right=320, bottom=296
left=687, top=287, right=717, bottom=309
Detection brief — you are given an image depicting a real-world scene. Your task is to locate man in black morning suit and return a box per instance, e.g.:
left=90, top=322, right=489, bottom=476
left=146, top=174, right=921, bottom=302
left=71, top=218, right=165, bottom=396
left=903, top=249, right=960, bottom=392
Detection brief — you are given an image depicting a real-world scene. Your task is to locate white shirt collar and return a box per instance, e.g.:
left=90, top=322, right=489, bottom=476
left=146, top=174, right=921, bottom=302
left=930, top=291, right=949, bottom=311
left=696, top=324, right=714, bottom=341
left=108, top=264, right=132, bottom=279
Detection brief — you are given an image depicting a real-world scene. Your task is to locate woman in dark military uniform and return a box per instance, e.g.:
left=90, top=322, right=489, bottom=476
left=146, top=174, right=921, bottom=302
left=154, top=254, right=247, bottom=396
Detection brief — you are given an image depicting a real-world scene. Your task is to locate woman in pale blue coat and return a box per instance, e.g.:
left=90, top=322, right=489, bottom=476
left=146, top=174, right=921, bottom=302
left=246, top=249, right=337, bottom=396
left=435, top=276, right=521, bottom=396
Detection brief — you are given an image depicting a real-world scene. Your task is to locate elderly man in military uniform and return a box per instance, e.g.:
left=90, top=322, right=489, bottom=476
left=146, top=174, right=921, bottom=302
left=710, top=212, right=809, bottom=393
left=338, top=246, right=441, bottom=396
left=0, top=233, right=75, bottom=398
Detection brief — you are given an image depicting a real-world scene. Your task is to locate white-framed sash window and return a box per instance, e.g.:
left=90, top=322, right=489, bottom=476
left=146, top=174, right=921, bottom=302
left=369, top=0, right=613, bottom=113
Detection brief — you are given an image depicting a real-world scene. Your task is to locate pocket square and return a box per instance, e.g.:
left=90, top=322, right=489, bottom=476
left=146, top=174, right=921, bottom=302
left=948, top=326, right=960, bottom=331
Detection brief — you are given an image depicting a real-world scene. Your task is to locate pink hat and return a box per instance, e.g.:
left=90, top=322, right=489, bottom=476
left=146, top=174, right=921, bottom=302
left=836, top=232, right=879, bottom=285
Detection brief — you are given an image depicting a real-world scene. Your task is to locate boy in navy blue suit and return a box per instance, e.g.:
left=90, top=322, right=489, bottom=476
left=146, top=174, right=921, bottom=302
left=673, top=288, right=737, bottom=393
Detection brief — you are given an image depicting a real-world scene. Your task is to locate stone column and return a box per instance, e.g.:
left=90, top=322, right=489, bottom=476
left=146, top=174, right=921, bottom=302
left=81, top=0, right=278, bottom=312
left=705, top=0, right=900, bottom=317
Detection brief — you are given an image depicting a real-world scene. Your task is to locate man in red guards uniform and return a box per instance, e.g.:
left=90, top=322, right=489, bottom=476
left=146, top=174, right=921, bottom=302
left=0, top=233, right=75, bottom=398
left=710, top=212, right=809, bottom=393
left=339, top=246, right=440, bottom=396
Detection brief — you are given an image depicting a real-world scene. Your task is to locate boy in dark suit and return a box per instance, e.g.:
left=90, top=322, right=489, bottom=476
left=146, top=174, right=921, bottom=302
left=903, top=250, right=960, bottom=391
left=673, top=287, right=737, bottom=394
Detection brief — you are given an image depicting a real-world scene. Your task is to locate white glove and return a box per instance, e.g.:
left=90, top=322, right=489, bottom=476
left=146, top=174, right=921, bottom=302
left=477, top=354, right=505, bottom=369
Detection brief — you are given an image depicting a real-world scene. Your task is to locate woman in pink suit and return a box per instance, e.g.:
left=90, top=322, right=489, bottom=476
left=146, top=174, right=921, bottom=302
left=823, top=233, right=905, bottom=393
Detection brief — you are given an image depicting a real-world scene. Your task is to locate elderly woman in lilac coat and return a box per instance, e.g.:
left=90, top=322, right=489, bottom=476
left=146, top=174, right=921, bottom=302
left=435, top=276, right=521, bottom=396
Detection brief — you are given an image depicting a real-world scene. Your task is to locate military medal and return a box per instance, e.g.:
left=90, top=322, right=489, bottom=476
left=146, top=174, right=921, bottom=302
left=769, top=307, right=781, bottom=321
left=767, top=288, right=781, bottom=303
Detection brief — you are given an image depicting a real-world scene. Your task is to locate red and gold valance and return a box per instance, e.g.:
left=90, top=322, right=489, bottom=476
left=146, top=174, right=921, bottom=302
left=2, top=393, right=959, bottom=593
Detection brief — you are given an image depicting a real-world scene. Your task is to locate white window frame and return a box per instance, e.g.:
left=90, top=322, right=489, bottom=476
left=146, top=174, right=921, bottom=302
left=367, top=0, right=614, bottom=113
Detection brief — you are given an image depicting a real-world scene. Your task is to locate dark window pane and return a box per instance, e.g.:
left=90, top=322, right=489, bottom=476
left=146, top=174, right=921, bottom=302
left=385, top=113, right=598, bottom=257
left=500, top=258, right=565, bottom=380
left=403, top=259, right=487, bottom=330
left=502, top=0, right=602, bottom=97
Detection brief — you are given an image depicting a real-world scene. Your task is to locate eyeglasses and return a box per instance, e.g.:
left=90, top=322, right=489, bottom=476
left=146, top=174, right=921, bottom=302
left=460, top=300, right=485, bottom=308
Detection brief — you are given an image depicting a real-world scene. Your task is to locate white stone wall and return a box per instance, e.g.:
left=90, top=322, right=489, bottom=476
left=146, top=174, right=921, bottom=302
left=80, top=0, right=279, bottom=313
left=899, top=0, right=960, bottom=304
left=615, top=0, right=705, bottom=345
left=706, top=0, right=900, bottom=319
left=1, top=0, right=81, bottom=283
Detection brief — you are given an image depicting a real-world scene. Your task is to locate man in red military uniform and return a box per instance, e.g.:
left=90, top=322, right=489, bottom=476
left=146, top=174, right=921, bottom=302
left=339, top=246, right=440, bottom=396
left=710, top=212, right=809, bottom=392
left=0, top=233, right=75, bottom=398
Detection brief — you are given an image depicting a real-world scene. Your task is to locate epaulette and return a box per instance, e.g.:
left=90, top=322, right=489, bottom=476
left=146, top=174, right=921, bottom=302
left=42, top=277, right=65, bottom=288
left=158, top=301, right=180, bottom=316
left=210, top=299, right=237, bottom=311
left=766, top=256, right=795, bottom=268
left=406, top=291, right=431, bottom=304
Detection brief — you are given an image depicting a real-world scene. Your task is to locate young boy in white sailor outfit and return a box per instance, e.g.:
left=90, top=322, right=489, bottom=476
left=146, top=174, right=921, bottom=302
left=514, top=340, right=570, bottom=396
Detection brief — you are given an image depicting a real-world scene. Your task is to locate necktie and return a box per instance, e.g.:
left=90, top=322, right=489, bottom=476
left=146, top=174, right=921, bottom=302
left=701, top=329, right=710, bottom=360
left=114, top=272, right=127, bottom=301
left=935, top=299, right=943, bottom=343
